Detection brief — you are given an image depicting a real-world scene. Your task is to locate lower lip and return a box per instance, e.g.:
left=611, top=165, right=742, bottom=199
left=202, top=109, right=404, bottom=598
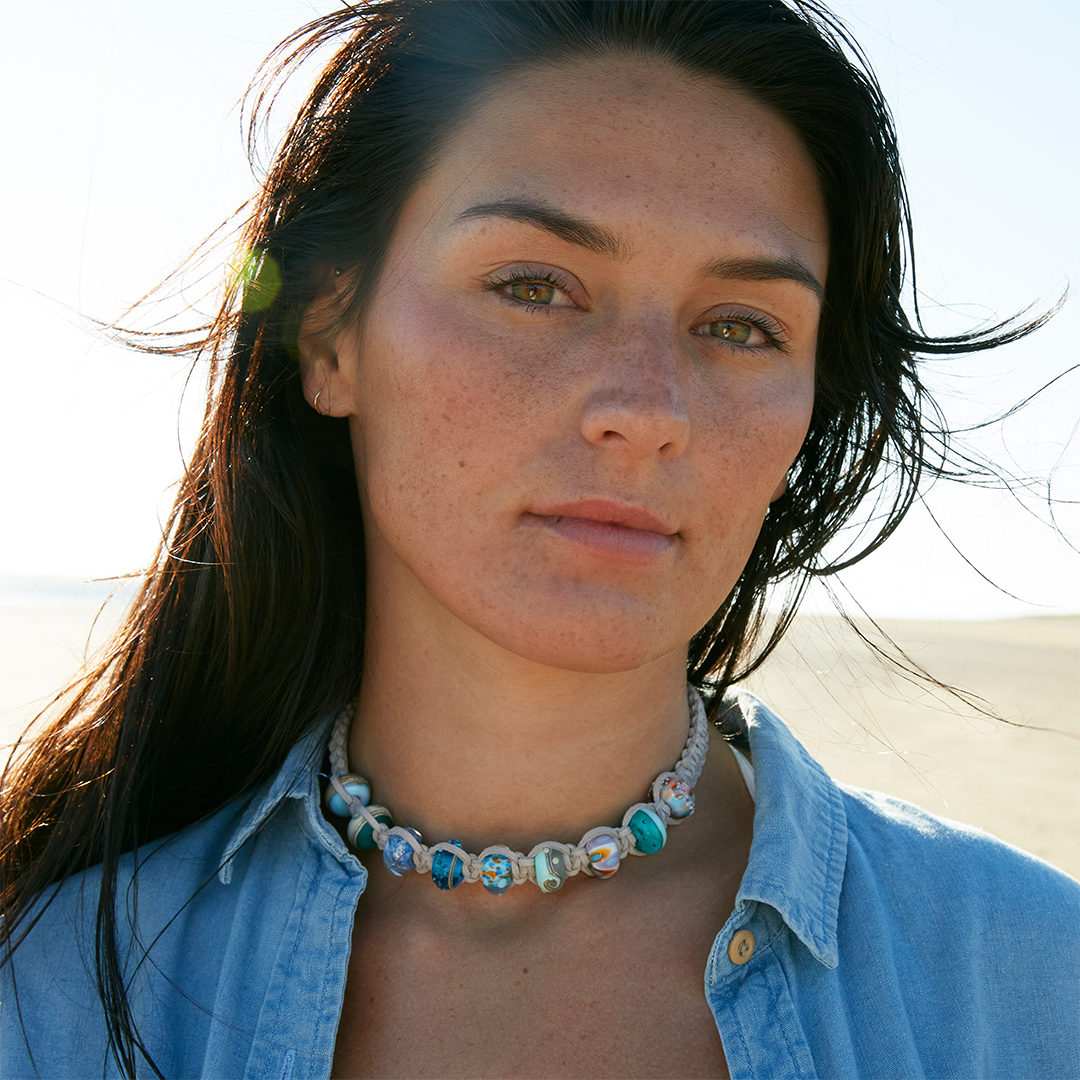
left=525, top=514, right=677, bottom=563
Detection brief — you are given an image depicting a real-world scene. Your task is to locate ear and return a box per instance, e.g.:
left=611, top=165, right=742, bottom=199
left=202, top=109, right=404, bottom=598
left=296, top=268, right=352, bottom=417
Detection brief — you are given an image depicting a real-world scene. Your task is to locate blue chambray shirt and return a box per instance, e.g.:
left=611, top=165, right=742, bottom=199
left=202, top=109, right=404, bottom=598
left=2, top=691, right=1077, bottom=1079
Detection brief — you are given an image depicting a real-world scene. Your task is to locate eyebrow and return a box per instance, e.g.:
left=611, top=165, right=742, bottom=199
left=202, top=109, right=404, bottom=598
left=454, top=199, right=630, bottom=261
left=699, top=255, right=825, bottom=300
left=454, top=198, right=824, bottom=299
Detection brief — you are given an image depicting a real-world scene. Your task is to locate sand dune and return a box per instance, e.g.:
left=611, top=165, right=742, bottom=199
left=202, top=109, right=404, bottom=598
left=2, top=599, right=1076, bottom=879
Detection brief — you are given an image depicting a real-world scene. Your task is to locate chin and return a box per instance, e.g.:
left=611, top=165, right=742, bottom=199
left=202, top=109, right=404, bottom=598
left=472, top=606, right=693, bottom=676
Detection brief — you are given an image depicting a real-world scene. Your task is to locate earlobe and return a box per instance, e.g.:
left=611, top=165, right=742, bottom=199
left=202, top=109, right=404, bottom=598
left=297, top=320, right=339, bottom=416
left=297, top=269, right=351, bottom=417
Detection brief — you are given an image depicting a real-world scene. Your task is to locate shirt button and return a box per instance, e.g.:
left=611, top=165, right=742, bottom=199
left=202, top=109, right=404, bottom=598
left=728, top=929, right=756, bottom=965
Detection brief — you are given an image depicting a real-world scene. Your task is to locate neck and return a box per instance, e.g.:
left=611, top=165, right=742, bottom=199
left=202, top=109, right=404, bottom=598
left=347, top=618, right=692, bottom=857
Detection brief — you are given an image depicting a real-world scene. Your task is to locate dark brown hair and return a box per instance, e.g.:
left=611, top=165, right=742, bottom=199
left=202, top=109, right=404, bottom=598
left=0, top=2, right=1053, bottom=1074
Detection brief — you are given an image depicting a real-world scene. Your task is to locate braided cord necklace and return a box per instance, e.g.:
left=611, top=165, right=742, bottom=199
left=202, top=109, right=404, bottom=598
left=325, top=685, right=709, bottom=893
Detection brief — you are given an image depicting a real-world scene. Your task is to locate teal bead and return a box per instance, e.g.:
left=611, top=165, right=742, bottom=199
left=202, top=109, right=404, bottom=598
left=629, top=807, right=667, bottom=854
left=346, top=805, right=392, bottom=850
left=534, top=847, right=568, bottom=892
left=325, top=774, right=372, bottom=818
left=431, top=841, right=466, bottom=890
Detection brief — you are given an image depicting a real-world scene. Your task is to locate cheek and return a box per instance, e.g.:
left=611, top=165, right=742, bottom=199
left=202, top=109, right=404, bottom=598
left=687, top=370, right=813, bottom=577
left=701, top=367, right=814, bottom=485
left=349, top=302, right=528, bottom=530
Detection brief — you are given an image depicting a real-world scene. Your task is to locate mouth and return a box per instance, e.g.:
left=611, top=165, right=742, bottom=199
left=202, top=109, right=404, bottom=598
left=522, top=499, right=678, bottom=563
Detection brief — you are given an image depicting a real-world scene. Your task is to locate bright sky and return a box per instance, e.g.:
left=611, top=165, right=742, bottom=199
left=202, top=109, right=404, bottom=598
left=1, top=0, right=1077, bottom=619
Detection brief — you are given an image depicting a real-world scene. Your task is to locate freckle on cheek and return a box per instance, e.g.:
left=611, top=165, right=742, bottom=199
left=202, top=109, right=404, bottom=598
left=458, top=461, right=465, bottom=469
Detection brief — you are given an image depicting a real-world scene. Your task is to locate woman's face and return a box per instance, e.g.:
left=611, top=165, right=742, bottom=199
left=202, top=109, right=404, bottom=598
left=309, top=55, right=828, bottom=674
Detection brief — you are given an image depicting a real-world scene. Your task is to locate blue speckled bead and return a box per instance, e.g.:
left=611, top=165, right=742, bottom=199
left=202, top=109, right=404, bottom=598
left=431, top=841, right=466, bottom=890
left=325, top=774, right=372, bottom=818
left=383, top=828, right=421, bottom=876
left=346, top=805, right=392, bottom=850
left=534, top=847, right=568, bottom=892
left=481, top=852, right=514, bottom=895
left=629, top=806, right=667, bottom=854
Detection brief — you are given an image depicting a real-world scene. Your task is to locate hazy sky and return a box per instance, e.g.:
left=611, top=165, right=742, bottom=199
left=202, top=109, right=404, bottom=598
left=1, top=0, right=1077, bottom=618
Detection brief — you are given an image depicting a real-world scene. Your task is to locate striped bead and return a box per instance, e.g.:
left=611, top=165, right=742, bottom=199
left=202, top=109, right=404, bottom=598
left=346, top=806, right=392, bottom=850
left=325, top=774, right=372, bottom=818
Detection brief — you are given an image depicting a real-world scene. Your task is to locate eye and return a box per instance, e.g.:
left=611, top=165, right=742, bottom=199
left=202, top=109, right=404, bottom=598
left=696, top=308, right=788, bottom=352
left=705, top=319, right=762, bottom=346
left=485, top=264, right=578, bottom=312
left=508, top=281, right=558, bottom=305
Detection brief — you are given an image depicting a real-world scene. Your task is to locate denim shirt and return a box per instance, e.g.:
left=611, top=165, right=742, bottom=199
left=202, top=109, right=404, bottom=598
left=2, top=691, right=1077, bottom=1079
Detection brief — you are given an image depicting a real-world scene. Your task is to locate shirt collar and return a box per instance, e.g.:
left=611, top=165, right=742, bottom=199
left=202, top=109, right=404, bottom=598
left=732, top=688, right=847, bottom=969
left=217, top=712, right=345, bottom=884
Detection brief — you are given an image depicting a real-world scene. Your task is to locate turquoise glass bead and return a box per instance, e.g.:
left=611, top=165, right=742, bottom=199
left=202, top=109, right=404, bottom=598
left=534, top=847, right=568, bottom=892
left=431, top=841, right=466, bottom=890
left=481, top=852, right=514, bottom=895
left=383, top=827, right=421, bottom=876
left=325, top=774, right=372, bottom=818
left=629, top=807, right=667, bottom=854
left=346, top=805, right=392, bottom=850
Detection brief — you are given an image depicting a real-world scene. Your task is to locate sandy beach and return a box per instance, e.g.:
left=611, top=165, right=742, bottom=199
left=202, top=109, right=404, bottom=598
left=2, top=592, right=1077, bottom=879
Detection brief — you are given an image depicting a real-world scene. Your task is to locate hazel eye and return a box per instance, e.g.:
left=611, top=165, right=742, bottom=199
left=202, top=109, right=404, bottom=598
left=704, top=319, right=762, bottom=346
left=508, top=282, right=557, bottom=305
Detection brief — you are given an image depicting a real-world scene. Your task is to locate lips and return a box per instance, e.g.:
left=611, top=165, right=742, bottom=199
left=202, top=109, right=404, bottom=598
left=522, top=499, right=678, bottom=563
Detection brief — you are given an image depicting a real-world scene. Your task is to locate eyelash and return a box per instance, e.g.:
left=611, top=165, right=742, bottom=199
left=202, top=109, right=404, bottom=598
left=485, top=271, right=790, bottom=352
left=484, top=267, right=577, bottom=314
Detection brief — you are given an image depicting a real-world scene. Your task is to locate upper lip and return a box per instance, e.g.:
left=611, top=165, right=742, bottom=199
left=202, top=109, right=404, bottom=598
left=529, top=498, right=677, bottom=535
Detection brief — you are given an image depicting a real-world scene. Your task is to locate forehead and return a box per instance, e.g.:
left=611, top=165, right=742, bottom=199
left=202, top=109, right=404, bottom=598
left=396, top=53, right=828, bottom=271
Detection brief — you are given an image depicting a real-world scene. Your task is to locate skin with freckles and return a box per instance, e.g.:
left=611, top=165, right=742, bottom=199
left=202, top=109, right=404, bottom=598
left=304, top=58, right=825, bottom=683
left=299, top=53, right=827, bottom=1078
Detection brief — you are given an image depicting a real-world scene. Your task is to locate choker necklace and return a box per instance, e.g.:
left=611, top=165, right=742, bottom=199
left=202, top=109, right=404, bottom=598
left=325, top=685, right=709, bottom=893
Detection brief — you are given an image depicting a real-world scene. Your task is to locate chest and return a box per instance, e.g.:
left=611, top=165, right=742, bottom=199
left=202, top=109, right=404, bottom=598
left=330, top=886, right=733, bottom=1079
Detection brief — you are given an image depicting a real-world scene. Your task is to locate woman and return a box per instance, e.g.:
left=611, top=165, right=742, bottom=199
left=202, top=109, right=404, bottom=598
left=1, top=2, right=1076, bottom=1078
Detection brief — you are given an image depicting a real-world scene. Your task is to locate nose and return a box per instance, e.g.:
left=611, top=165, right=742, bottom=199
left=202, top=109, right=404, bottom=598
left=579, top=331, right=690, bottom=460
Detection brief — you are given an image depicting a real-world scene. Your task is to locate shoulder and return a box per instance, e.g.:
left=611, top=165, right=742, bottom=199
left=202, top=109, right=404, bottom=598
left=0, top=797, right=254, bottom=1079
left=836, top=784, right=1079, bottom=1068
left=1, top=716, right=356, bottom=1080
left=734, top=687, right=1078, bottom=974
left=839, top=780, right=1079, bottom=915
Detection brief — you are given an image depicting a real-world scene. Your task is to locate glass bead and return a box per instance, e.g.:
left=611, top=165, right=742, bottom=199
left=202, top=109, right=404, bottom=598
left=346, top=805, right=392, bottom=850
left=534, top=847, right=568, bottom=892
left=585, top=832, right=621, bottom=878
left=325, top=774, right=372, bottom=818
left=383, top=828, right=421, bottom=876
left=481, top=852, right=514, bottom=895
left=658, top=776, right=695, bottom=819
left=431, top=841, right=466, bottom=890
left=629, top=806, right=667, bottom=854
